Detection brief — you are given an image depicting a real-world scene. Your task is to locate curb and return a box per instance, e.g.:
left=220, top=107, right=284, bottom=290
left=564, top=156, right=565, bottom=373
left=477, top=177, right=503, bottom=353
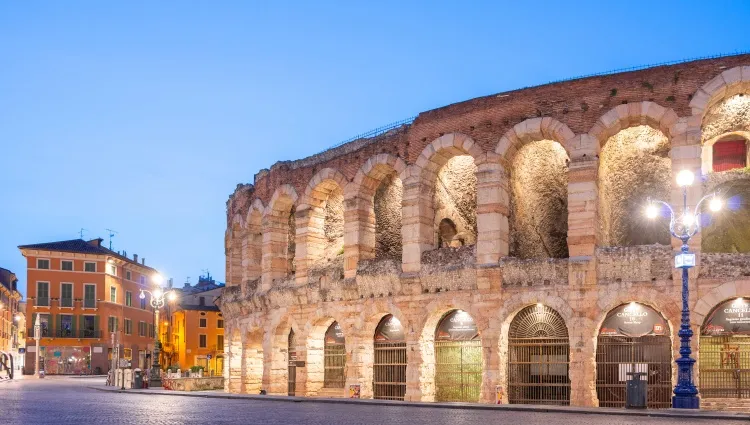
left=86, top=387, right=750, bottom=420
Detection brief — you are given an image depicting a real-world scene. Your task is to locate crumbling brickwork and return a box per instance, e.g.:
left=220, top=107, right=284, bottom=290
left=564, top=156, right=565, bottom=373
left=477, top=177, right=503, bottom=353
left=222, top=56, right=750, bottom=407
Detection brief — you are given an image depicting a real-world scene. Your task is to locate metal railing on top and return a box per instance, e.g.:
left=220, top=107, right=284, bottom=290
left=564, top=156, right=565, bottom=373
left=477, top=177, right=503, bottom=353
left=311, top=116, right=415, bottom=157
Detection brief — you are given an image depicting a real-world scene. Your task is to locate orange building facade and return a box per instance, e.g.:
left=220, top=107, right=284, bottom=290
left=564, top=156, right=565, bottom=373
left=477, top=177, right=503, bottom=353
left=19, top=238, right=162, bottom=375
left=0, top=267, right=23, bottom=373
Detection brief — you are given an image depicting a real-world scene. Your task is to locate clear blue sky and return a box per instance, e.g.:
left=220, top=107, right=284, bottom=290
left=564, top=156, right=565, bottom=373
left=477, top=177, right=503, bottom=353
left=1, top=1, right=749, bottom=297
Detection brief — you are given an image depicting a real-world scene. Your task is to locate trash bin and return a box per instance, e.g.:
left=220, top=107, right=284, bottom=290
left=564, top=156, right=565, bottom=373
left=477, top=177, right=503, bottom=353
left=133, top=369, right=143, bottom=389
left=625, top=371, right=647, bottom=409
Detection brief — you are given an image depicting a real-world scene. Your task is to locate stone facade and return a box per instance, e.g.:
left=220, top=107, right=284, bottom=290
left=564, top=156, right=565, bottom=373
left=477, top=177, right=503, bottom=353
left=221, top=56, right=750, bottom=406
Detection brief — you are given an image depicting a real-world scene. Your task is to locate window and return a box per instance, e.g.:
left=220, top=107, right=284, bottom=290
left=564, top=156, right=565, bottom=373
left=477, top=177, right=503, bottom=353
left=139, top=276, right=145, bottom=285
left=217, top=334, right=224, bottom=349
left=61, top=283, right=73, bottom=307
left=217, top=319, right=224, bottom=329
left=61, top=260, right=73, bottom=271
left=199, top=296, right=205, bottom=306
left=199, top=318, right=207, bottom=328
left=37, top=259, right=50, bottom=269
left=139, top=321, right=146, bottom=337
left=38, top=314, right=50, bottom=337
left=84, top=284, right=96, bottom=308
left=140, top=297, right=146, bottom=310
left=59, top=315, right=73, bottom=337
left=123, top=348, right=132, bottom=360
left=149, top=323, right=154, bottom=338
left=126, top=271, right=131, bottom=281
left=199, top=334, right=207, bottom=348
left=82, top=315, right=97, bottom=338
left=108, top=317, right=118, bottom=333
left=124, top=319, right=132, bottom=335
left=84, top=262, right=96, bottom=272
left=107, top=263, right=117, bottom=276
left=713, top=138, right=747, bottom=172
left=125, top=291, right=132, bottom=307
left=36, top=282, right=50, bottom=306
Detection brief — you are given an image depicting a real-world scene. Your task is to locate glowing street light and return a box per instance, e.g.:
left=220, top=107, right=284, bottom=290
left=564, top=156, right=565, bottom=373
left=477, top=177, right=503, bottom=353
left=139, top=276, right=176, bottom=388
left=645, top=169, right=723, bottom=409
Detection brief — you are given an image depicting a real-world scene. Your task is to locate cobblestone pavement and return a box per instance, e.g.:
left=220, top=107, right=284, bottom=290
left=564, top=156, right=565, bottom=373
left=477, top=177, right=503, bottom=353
left=0, top=378, right=746, bottom=425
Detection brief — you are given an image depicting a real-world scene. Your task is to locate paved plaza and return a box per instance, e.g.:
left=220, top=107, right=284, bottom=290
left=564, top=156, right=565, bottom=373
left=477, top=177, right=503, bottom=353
left=0, top=378, right=747, bottom=425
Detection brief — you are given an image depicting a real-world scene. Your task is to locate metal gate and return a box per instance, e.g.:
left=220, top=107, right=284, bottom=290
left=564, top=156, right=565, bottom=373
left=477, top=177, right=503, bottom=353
left=374, top=342, right=407, bottom=400
left=508, top=305, right=570, bottom=405
left=324, top=322, right=346, bottom=388
left=373, top=315, right=407, bottom=400
left=288, top=329, right=296, bottom=396
left=435, top=340, right=482, bottom=402
left=596, top=336, right=672, bottom=408
left=699, top=336, right=750, bottom=399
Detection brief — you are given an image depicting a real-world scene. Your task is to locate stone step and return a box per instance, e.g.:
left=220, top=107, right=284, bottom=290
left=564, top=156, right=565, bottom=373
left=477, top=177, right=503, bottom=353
left=701, top=398, right=750, bottom=412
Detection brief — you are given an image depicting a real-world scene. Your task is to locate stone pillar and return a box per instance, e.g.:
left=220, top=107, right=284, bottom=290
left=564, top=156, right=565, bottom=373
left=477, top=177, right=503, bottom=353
left=475, top=156, right=509, bottom=268
left=568, top=317, right=598, bottom=407
left=343, top=194, right=375, bottom=278
left=401, top=172, right=434, bottom=274
left=261, top=213, right=290, bottom=291
left=480, top=330, right=500, bottom=404
left=567, top=142, right=600, bottom=287
left=404, top=331, right=430, bottom=401
left=295, top=206, right=326, bottom=285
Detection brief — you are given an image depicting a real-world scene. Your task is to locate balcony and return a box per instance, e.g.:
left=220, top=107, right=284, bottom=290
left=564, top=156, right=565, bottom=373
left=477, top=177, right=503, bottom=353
left=83, top=298, right=96, bottom=308
left=27, top=328, right=101, bottom=339
left=35, top=297, right=50, bottom=307
left=59, top=298, right=74, bottom=308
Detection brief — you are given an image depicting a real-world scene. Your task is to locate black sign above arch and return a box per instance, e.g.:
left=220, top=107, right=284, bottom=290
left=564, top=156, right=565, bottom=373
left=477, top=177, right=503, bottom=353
left=374, top=314, right=405, bottom=342
left=599, top=303, right=668, bottom=338
left=702, top=297, right=750, bottom=336
left=435, top=310, right=479, bottom=341
left=325, top=321, right=345, bottom=345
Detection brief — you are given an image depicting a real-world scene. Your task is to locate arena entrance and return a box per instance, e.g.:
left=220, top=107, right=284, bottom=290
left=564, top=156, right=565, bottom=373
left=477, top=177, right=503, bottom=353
left=373, top=315, right=407, bottom=400
left=434, top=310, right=482, bottom=402
left=288, top=329, right=296, bottom=396
left=596, top=303, right=672, bottom=408
left=323, top=322, right=346, bottom=389
left=508, top=304, right=570, bottom=405
left=700, top=297, right=750, bottom=399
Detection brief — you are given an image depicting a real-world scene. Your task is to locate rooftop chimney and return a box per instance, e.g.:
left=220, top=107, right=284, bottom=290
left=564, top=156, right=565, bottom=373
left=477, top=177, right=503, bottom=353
left=133, top=254, right=138, bottom=263
left=141, top=258, right=145, bottom=265
left=123, top=250, right=127, bottom=258
left=87, top=238, right=103, bottom=248
left=168, top=278, right=173, bottom=289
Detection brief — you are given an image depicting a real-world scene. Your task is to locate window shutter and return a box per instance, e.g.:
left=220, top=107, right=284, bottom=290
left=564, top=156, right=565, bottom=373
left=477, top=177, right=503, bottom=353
left=94, top=315, right=100, bottom=337
left=48, top=314, right=54, bottom=336
left=56, top=314, right=62, bottom=336
left=71, top=315, right=77, bottom=337
left=31, top=313, right=37, bottom=336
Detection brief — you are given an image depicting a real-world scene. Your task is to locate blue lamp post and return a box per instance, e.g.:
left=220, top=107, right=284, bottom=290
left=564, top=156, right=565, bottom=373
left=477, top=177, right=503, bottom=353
left=646, top=169, right=723, bottom=409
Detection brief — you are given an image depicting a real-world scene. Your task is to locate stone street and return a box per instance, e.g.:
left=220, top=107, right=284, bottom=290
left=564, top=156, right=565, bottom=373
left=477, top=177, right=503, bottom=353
left=0, top=378, right=747, bottom=425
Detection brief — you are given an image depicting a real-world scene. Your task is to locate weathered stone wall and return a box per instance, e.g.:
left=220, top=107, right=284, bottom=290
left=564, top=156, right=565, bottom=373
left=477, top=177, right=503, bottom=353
left=374, top=173, right=403, bottom=258
left=596, top=245, right=673, bottom=284
left=599, top=126, right=671, bottom=246
left=702, top=94, right=750, bottom=143
left=702, top=170, right=750, bottom=253
left=509, top=140, right=569, bottom=258
left=434, top=155, right=477, bottom=246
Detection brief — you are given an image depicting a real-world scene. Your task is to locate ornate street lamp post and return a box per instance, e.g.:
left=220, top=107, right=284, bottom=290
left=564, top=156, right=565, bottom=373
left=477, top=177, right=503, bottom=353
left=33, top=314, right=41, bottom=378
left=139, top=274, right=176, bottom=387
left=646, top=169, right=723, bottom=409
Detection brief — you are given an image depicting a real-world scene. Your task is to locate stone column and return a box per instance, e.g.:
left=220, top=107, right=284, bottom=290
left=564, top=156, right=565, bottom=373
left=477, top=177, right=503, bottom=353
left=480, top=329, right=500, bottom=404
left=567, top=135, right=600, bottom=287
left=401, top=172, right=434, bottom=274
left=261, top=213, right=290, bottom=291
left=343, top=194, right=375, bottom=278
left=567, top=317, right=598, bottom=407
left=295, top=206, right=326, bottom=285
left=475, top=156, right=509, bottom=268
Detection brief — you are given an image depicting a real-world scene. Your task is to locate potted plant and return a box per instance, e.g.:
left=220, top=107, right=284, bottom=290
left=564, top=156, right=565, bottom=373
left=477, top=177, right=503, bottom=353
left=189, top=365, right=204, bottom=378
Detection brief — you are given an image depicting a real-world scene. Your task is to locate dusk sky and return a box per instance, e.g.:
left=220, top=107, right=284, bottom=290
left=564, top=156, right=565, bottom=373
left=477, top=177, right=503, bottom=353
left=1, top=1, right=749, bottom=297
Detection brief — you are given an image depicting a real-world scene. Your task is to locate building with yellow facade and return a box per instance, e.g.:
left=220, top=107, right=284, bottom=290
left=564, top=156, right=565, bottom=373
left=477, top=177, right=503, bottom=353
left=0, top=267, right=23, bottom=376
left=162, top=275, right=224, bottom=376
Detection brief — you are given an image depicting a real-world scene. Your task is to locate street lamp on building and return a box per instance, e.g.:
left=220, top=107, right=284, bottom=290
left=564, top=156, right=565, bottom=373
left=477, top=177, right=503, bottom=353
left=139, top=274, right=176, bottom=387
left=645, top=169, right=723, bottom=409
left=33, top=314, right=41, bottom=378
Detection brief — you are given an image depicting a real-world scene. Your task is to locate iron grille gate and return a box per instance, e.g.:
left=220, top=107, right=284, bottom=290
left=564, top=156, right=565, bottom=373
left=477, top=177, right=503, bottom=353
left=596, top=335, right=672, bottom=408
left=288, top=330, right=296, bottom=396
left=508, top=305, right=570, bottom=405
left=700, top=336, right=750, bottom=399
left=373, top=342, right=407, bottom=400
left=435, top=340, right=482, bottom=402
left=324, top=343, right=346, bottom=388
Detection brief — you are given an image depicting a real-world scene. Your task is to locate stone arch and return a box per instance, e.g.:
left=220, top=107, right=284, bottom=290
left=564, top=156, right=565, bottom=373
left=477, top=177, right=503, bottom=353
left=296, top=168, right=349, bottom=282
left=592, top=107, right=674, bottom=247
left=495, top=117, right=575, bottom=164
left=693, top=279, right=750, bottom=327
left=588, top=102, right=679, bottom=148
left=415, top=299, right=487, bottom=402
left=689, top=66, right=750, bottom=118
left=496, top=119, right=572, bottom=259
left=304, top=315, right=343, bottom=396
left=242, top=327, right=264, bottom=394
left=227, top=214, right=245, bottom=287
left=265, top=312, right=302, bottom=395
left=402, top=133, right=504, bottom=272
left=244, top=199, right=264, bottom=284
left=262, top=184, right=298, bottom=290
left=343, top=154, right=406, bottom=277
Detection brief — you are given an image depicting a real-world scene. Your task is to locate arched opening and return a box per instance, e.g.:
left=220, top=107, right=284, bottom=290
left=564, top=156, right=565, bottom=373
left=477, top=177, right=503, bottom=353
left=699, top=297, right=750, bottom=399
left=434, top=309, right=482, bottom=402
left=701, top=178, right=750, bottom=253
left=373, top=314, right=406, bottom=400
left=374, top=173, right=403, bottom=259
left=508, top=304, right=570, bottom=405
left=599, top=125, right=671, bottom=246
left=263, top=185, right=298, bottom=286
left=288, top=329, right=297, bottom=396
left=228, top=220, right=244, bottom=286
left=246, top=207, right=263, bottom=283
left=596, top=302, right=672, bottom=408
left=712, top=136, right=748, bottom=172
left=433, top=155, right=477, bottom=248
left=287, top=206, right=296, bottom=274
left=437, top=218, right=459, bottom=248
left=509, top=140, right=569, bottom=258
left=324, top=321, right=346, bottom=389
